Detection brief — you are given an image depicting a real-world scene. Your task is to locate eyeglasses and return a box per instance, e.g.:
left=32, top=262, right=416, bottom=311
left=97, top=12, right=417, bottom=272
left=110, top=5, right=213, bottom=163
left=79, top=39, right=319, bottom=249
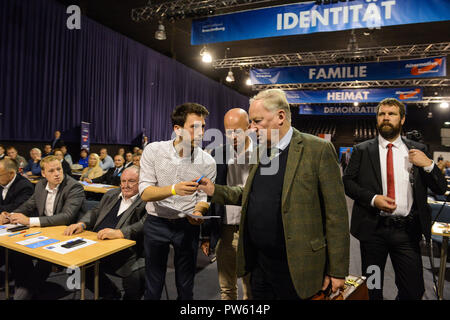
left=120, top=179, right=138, bottom=186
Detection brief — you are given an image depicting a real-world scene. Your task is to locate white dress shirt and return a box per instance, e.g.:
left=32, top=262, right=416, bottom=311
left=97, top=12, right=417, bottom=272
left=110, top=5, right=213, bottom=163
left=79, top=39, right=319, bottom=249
left=2, top=174, right=17, bottom=200
left=139, top=140, right=216, bottom=219
left=117, top=193, right=139, bottom=216
left=29, top=183, right=60, bottom=227
left=224, top=142, right=254, bottom=225
left=371, top=135, right=435, bottom=216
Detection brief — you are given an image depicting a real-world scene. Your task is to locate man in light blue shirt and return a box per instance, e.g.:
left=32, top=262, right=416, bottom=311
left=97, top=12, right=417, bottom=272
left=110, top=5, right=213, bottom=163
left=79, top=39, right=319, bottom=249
left=99, top=148, right=114, bottom=171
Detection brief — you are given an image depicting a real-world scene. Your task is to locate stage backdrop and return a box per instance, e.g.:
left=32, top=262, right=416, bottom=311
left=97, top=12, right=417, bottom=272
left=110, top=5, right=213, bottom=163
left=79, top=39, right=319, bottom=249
left=0, top=0, right=249, bottom=145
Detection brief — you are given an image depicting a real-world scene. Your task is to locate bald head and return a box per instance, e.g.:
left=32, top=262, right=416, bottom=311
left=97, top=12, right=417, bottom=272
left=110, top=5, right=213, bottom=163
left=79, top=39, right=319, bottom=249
left=224, top=108, right=249, bottom=131
left=224, top=108, right=250, bottom=150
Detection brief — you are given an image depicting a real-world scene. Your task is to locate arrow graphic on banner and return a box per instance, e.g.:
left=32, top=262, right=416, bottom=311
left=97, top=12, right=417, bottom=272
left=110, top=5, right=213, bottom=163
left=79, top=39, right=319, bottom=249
left=399, top=88, right=421, bottom=100
left=411, top=58, right=442, bottom=76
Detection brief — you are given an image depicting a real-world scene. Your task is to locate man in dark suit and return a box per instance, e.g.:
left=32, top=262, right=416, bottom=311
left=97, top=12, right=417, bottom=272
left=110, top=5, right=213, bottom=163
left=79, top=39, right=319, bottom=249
left=53, top=148, right=72, bottom=177
left=0, top=159, right=34, bottom=215
left=6, top=155, right=86, bottom=299
left=51, top=130, right=64, bottom=150
left=87, top=154, right=125, bottom=186
left=64, top=166, right=146, bottom=299
left=199, top=89, right=349, bottom=300
left=343, top=98, right=447, bottom=300
left=201, top=108, right=254, bottom=300
left=0, top=159, right=34, bottom=269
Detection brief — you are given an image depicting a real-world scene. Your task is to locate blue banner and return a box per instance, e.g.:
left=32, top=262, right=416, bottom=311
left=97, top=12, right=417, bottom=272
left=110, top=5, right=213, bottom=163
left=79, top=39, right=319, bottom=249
left=81, top=121, right=90, bottom=152
left=286, top=87, right=422, bottom=104
left=251, top=56, right=446, bottom=84
left=299, top=105, right=377, bottom=115
left=192, top=0, right=450, bottom=44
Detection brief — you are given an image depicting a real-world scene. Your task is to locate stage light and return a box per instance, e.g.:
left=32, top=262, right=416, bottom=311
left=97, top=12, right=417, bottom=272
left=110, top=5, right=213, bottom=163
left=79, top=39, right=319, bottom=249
left=353, top=102, right=359, bottom=106
left=440, top=102, right=449, bottom=109
left=246, top=77, right=252, bottom=86
left=226, top=70, right=234, bottom=82
left=154, top=22, right=166, bottom=40
left=200, top=47, right=212, bottom=63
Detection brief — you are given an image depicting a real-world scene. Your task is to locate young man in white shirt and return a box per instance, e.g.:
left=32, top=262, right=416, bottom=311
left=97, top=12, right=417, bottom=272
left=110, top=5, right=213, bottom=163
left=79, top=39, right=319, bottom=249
left=139, top=102, right=216, bottom=300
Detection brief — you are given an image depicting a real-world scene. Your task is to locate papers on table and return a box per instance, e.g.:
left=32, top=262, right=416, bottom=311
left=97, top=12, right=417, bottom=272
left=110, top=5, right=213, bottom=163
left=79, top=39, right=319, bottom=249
left=43, top=237, right=96, bottom=254
left=432, top=222, right=450, bottom=235
left=80, top=181, right=115, bottom=188
left=185, top=213, right=221, bottom=220
left=0, top=224, right=25, bottom=236
left=16, top=236, right=60, bottom=248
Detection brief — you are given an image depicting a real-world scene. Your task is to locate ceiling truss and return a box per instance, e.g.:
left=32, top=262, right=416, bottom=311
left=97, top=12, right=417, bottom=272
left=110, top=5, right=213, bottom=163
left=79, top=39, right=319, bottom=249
left=213, top=42, right=450, bottom=69
left=131, top=0, right=275, bottom=22
left=252, top=78, right=450, bottom=90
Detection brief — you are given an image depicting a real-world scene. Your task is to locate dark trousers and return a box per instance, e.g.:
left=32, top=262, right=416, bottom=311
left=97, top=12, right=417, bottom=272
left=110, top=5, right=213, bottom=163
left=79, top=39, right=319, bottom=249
left=360, top=215, right=425, bottom=300
left=144, top=214, right=200, bottom=300
left=10, top=252, right=52, bottom=295
left=250, top=252, right=300, bottom=300
left=85, top=264, right=145, bottom=300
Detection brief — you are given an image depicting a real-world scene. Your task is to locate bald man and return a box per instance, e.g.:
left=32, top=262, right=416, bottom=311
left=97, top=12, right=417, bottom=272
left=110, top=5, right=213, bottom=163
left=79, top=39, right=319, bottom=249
left=201, top=108, right=253, bottom=300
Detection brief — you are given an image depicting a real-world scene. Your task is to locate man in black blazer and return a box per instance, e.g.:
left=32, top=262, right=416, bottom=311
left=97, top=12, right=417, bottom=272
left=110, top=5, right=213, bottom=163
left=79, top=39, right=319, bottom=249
left=89, top=154, right=125, bottom=186
left=51, top=130, right=65, bottom=150
left=0, top=159, right=34, bottom=215
left=64, top=166, right=146, bottom=299
left=343, top=98, right=447, bottom=300
left=6, top=155, right=86, bottom=299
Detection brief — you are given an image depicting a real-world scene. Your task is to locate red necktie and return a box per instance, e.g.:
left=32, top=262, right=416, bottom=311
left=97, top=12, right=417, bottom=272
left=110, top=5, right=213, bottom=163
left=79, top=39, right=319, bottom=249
left=386, top=143, right=395, bottom=200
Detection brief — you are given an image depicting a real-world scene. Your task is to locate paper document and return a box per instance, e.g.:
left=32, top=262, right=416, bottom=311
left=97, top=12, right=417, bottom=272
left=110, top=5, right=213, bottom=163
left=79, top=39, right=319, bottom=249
left=185, top=213, right=221, bottom=220
left=16, top=236, right=49, bottom=246
left=43, top=237, right=96, bottom=254
left=0, top=224, right=25, bottom=236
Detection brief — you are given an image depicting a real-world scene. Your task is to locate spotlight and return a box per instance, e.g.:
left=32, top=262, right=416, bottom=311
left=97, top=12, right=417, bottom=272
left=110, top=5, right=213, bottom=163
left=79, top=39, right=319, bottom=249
left=440, top=102, right=449, bottom=109
left=246, top=77, right=252, bottom=86
left=200, top=47, right=212, bottom=63
left=226, top=70, right=234, bottom=82
left=155, top=22, right=166, bottom=40
left=353, top=102, right=359, bottom=106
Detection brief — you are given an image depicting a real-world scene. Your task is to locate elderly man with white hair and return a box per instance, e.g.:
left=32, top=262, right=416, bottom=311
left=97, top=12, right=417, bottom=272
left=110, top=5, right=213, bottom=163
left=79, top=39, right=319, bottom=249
left=23, top=148, right=42, bottom=176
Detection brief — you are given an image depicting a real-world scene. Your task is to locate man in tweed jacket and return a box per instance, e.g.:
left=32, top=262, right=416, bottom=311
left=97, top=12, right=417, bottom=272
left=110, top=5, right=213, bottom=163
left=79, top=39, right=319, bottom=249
left=199, top=89, right=349, bottom=299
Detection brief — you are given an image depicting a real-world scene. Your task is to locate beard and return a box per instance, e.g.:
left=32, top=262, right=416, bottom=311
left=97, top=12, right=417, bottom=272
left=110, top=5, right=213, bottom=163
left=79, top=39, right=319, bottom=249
left=377, top=121, right=402, bottom=140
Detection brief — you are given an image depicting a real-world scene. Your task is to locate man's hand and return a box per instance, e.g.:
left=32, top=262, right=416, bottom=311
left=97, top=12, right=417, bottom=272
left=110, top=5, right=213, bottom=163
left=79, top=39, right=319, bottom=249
left=9, top=213, right=30, bottom=226
left=63, top=223, right=84, bottom=236
left=201, top=240, right=210, bottom=256
left=408, top=149, right=433, bottom=168
left=0, top=212, right=10, bottom=225
left=97, top=228, right=124, bottom=240
left=26, top=171, right=33, bottom=176
left=83, top=178, right=92, bottom=183
left=373, top=195, right=397, bottom=213
left=174, top=181, right=199, bottom=196
left=196, top=177, right=215, bottom=197
left=322, top=275, right=345, bottom=293
left=187, top=211, right=204, bottom=225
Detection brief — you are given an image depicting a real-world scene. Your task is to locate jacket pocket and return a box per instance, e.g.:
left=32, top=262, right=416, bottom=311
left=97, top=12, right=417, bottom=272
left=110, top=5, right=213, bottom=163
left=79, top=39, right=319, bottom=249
left=310, top=237, right=327, bottom=252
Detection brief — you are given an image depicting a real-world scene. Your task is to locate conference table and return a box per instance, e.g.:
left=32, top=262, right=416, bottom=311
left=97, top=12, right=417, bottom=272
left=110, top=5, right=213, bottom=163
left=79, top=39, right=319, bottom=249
left=0, top=226, right=135, bottom=300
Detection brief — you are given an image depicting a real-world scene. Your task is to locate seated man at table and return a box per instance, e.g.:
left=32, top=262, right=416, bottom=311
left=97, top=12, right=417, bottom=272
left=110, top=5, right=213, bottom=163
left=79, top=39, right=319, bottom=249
left=42, top=144, right=53, bottom=158
left=132, top=154, right=141, bottom=167
left=6, top=155, right=86, bottom=299
left=23, top=148, right=42, bottom=177
left=86, top=155, right=125, bottom=186
left=124, top=152, right=133, bottom=169
left=53, top=148, right=72, bottom=177
left=64, top=166, right=146, bottom=299
left=99, top=148, right=114, bottom=171
left=60, top=145, right=73, bottom=166
left=0, top=159, right=34, bottom=220
left=6, top=146, right=27, bottom=170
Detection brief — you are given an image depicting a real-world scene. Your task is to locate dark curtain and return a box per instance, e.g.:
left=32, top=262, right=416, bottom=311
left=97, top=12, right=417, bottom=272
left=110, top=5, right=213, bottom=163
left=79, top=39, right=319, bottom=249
left=0, top=0, right=249, bottom=144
